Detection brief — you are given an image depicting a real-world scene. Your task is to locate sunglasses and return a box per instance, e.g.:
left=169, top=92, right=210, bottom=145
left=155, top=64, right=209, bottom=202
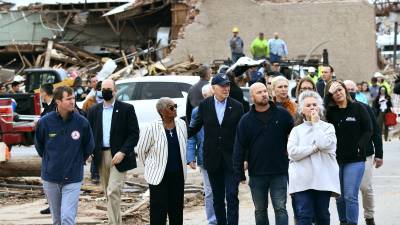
left=168, top=104, right=178, bottom=111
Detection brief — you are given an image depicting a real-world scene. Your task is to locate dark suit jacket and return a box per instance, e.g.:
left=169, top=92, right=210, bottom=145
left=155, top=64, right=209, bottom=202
left=316, top=79, right=326, bottom=97
left=41, top=99, right=56, bottom=117
left=185, top=78, right=209, bottom=123
left=188, top=96, right=244, bottom=172
left=87, top=100, right=139, bottom=172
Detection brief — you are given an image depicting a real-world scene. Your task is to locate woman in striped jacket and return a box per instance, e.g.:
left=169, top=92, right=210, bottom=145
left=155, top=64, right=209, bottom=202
left=136, top=97, right=187, bottom=225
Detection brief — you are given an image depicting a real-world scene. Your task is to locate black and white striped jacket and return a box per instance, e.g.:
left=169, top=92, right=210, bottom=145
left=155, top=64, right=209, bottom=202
left=136, top=118, right=187, bottom=185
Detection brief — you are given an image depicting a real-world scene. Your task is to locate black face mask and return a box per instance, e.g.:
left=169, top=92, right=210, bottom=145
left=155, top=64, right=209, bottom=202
left=349, top=92, right=356, bottom=100
left=102, top=89, right=113, bottom=101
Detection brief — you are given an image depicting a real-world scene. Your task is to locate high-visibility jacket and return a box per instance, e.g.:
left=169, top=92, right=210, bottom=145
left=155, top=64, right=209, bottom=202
left=250, top=38, right=269, bottom=59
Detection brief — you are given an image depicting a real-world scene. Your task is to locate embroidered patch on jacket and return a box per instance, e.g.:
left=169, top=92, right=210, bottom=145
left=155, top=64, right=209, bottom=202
left=71, top=131, right=80, bottom=140
left=345, top=117, right=356, bottom=122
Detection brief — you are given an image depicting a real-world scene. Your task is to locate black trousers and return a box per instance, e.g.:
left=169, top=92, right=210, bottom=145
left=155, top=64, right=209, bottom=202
left=207, top=162, right=239, bottom=225
left=149, top=170, right=184, bottom=225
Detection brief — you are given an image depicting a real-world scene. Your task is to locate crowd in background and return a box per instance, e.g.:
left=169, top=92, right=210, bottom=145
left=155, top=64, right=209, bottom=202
left=16, top=27, right=400, bottom=225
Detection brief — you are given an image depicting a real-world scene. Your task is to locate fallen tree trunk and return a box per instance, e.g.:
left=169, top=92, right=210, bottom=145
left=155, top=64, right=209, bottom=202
left=0, top=157, right=41, bottom=177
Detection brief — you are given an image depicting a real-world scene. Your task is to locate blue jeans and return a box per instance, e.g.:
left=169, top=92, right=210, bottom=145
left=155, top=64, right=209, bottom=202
left=207, top=163, right=239, bottom=225
left=249, top=174, right=288, bottom=225
left=43, top=180, right=82, bottom=225
left=270, top=53, right=281, bottom=62
left=336, top=162, right=365, bottom=224
left=293, top=190, right=331, bottom=225
left=200, top=166, right=217, bottom=225
left=231, top=53, right=244, bottom=63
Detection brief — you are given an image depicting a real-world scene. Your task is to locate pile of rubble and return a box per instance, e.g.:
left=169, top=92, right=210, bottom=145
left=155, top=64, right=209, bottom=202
left=0, top=173, right=205, bottom=224
left=1, top=37, right=207, bottom=84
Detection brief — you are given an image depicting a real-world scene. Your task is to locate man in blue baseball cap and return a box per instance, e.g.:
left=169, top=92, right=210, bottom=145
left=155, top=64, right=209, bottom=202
left=189, top=73, right=244, bottom=225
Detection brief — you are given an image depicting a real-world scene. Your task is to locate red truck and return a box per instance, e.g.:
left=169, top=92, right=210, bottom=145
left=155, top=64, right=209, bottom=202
left=0, top=68, right=68, bottom=161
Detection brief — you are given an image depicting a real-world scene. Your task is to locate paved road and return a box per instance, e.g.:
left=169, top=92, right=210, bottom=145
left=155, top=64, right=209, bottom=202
left=184, top=140, right=400, bottom=225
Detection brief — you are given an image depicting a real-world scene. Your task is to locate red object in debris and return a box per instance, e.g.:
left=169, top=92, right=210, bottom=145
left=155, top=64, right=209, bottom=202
left=34, top=93, right=41, bottom=116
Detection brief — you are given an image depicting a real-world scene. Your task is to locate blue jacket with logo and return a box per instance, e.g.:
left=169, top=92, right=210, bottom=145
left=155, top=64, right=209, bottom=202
left=35, top=111, right=94, bottom=184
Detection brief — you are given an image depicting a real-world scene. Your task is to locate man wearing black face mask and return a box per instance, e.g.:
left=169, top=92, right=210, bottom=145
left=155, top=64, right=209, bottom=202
left=87, top=79, right=140, bottom=225
left=344, top=80, right=383, bottom=225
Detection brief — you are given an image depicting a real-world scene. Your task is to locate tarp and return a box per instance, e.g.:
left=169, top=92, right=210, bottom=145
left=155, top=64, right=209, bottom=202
left=226, top=56, right=266, bottom=77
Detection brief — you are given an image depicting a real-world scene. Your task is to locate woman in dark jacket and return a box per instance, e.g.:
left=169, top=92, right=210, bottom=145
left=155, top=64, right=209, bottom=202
left=324, top=80, right=372, bottom=225
left=373, top=86, right=393, bottom=141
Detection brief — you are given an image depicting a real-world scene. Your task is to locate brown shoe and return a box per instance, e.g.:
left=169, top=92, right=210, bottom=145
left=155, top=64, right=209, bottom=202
left=366, top=218, right=376, bottom=225
left=339, top=223, right=347, bottom=225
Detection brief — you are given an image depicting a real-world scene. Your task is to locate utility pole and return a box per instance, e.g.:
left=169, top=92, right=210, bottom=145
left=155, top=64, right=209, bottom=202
left=394, top=21, right=398, bottom=70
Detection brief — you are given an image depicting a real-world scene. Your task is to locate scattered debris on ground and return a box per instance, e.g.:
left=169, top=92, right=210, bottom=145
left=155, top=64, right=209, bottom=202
left=0, top=172, right=205, bottom=224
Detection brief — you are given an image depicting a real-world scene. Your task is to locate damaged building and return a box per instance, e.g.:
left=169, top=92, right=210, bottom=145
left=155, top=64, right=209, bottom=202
left=168, top=0, right=378, bottom=81
left=0, top=0, right=194, bottom=69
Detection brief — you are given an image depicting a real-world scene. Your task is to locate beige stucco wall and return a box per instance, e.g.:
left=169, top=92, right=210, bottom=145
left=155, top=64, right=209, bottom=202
left=168, top=0, right=377, bottom=82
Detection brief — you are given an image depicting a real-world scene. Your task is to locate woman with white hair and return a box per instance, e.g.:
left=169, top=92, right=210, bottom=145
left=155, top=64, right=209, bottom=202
left=136, top=97, right=187, bottom=225
left=272, top=75, right=297, bottom=118
left=287, top=90, right=340, bottom=225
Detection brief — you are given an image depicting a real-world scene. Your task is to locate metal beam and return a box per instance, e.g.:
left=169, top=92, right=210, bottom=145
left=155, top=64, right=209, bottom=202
left=104, top=14, right=119, bottom=35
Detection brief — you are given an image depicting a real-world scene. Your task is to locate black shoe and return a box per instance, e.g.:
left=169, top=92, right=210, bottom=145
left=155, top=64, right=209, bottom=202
left=366, top=218, right=376, bottom=225
left=40, top=207, right=51, bottom=214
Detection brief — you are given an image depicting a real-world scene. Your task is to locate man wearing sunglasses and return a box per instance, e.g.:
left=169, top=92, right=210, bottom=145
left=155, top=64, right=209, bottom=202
left=87, top=79, right=140, bottom=225
left=189, top=73, right=244, bottom=225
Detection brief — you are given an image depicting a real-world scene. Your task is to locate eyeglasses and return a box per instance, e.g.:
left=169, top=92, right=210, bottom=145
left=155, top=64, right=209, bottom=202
left=300, top=87, right=314, bottom=91
left=168, top=104, right=178, bottom=111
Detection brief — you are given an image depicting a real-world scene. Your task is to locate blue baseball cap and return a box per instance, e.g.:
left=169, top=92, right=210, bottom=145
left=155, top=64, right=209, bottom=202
left=211, top=73, right=230, bottom=86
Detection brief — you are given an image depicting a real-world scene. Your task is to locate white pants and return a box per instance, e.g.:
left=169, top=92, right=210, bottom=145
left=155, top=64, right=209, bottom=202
left=360, top=155, right=375, bottom=219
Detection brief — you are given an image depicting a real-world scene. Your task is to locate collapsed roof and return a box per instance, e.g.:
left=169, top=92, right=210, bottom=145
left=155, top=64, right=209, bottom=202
left=0, top=0, right=131, bottom=11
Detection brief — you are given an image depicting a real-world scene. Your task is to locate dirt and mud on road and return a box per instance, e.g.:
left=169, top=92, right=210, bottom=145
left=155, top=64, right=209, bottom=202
left=0, top=155, right=205, bottom=225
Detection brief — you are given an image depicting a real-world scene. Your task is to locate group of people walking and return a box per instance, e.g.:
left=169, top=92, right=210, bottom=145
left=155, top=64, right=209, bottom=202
left=35, top=64, right=386, bottom=225
left=180, top=64, right=385, bottom=225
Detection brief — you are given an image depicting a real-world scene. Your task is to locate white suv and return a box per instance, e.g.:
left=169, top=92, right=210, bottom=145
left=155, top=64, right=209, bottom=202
left=116, top=75, right=200, bottom=128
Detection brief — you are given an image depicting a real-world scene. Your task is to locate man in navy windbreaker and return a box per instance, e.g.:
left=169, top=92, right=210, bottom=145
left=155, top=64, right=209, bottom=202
left=35, top=86, right=94, bottom=225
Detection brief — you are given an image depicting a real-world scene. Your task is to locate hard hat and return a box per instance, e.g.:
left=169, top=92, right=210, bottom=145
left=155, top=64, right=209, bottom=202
left=232, top=27, right=239, bottom=33
left=308, top=67, right=316, bottom=73
left=374, top=72, right=384, bottom=78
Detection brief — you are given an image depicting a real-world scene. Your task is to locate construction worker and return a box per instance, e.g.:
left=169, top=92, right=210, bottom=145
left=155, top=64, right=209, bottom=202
left=307, top=67, right=319, bottom=84
left=268, top=32, right=288, bottom=62
left=374, top=72, right=392, bottom=95
left=230, top=27, right=244, bottom=63
left=250, top=32, right=269, bottom=60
